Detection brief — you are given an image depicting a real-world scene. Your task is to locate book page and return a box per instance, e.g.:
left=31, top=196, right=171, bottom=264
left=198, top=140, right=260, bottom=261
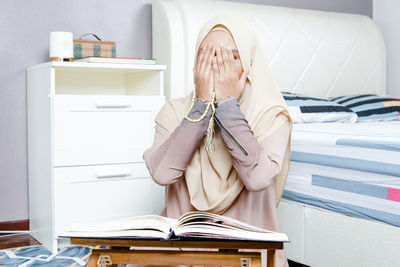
left=176, top=212, right=271, bottom=233
left=66, top=215, right=176, bottom=236
left=173, top=226, right=288, bottom=242
left=60, top=229, right=170, bottom=239
left=174, top=211, right=288, bottom=242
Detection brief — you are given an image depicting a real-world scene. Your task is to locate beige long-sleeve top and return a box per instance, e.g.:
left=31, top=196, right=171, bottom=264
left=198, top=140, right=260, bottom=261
left=143, top=96, right=290, bottom=267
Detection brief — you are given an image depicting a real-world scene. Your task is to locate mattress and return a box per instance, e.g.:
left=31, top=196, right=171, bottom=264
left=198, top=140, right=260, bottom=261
left=282, top=121, right=400, bottom=226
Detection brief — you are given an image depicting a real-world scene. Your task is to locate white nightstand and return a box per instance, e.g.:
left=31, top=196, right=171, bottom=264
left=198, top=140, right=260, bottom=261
left=27, top=61, right=167, bottom=253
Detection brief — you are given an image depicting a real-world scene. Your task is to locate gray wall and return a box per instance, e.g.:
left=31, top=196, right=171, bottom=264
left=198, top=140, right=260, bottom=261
left=0, top=0, right=372, bottom=222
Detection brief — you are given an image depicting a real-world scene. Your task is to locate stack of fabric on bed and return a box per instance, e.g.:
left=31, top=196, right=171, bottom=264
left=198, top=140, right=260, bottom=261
left=282, top=92, right=400, bottom=227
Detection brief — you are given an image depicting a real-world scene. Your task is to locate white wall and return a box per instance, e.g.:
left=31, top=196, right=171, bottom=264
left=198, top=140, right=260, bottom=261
left=373, top=0, right=400, bottom=97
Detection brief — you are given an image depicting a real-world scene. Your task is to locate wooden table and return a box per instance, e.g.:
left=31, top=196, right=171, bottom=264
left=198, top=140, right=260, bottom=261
left=70, top=238, right=284, bottom=267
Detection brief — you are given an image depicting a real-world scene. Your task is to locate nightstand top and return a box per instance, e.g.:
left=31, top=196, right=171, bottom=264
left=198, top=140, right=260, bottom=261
left=27, top=61, right=167, bottom=72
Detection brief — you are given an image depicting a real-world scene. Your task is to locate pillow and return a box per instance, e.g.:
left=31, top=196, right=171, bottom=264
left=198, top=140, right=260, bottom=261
left=329, top=94, right=400, bottom=122
left=282, top=92, right=357, bottom=123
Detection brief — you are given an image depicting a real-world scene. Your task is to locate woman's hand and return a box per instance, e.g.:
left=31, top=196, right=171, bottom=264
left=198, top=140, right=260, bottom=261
left=212, top=46, right=249, bottom=102
left=193, top=44, right=216, bottom=101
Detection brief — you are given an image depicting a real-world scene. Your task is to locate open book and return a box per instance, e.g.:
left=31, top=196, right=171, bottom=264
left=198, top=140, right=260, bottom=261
left=61, top=211, right=289, bottom=242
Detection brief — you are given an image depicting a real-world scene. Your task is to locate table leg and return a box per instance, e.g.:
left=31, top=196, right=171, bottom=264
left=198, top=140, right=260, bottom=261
left=110, top=247, right=128, bottom=267
left=267, top=249, right=276, bottom=267
left=241, top=257, right=262, bottom=267
left=86, top=253, right=99, bottom=267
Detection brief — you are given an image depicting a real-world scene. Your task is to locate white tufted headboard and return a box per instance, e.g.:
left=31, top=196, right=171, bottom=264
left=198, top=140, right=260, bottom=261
left=152, top=0, right=386, bottom=100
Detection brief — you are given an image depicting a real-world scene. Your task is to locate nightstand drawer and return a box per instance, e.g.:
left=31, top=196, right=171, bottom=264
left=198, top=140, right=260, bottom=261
left=53, top=163, right=165, bottom=237
left=53, top=95, right=165, bottom=166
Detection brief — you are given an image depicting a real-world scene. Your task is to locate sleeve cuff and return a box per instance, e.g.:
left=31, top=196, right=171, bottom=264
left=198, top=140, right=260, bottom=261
left=184, top=99, right=212, bottom=123
left=216, top=96, right=238, bottom=107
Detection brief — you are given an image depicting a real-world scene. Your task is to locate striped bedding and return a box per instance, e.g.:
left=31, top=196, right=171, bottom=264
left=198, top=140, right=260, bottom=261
left=282, top=92, right=357, bottom=123
left=283, top=121, right=400, bottom=226
left=329, top=94, right=400, bottom=121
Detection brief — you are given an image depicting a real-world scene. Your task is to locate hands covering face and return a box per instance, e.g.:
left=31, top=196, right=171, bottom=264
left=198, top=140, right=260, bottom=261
left=212, top=46, right=249, bottom=102
left=193, top=45, right=215, bottom=101
left=193, top=45, right=249, bottom=102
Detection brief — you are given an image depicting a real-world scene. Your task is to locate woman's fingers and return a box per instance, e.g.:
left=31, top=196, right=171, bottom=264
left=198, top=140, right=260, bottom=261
left=212, top=55, right=220, bottom=98
left=195, top=45, right=206, bottom=71
left=221, top=47, right=231, bottom=72
left=199, top=45, right=212, bottom=74
left=239, top=69, right=250, bottom=88
left=196, top=44, right=209, bottom=74
left=227, top=48, right=235, bottom=69
left=216, top=46, right=224, bottom=77
left=197, top=44, right=208, bottom=73
left=194, top=45, right=214, bottom=101
left=212, top=56, right=218, bottom=77
left=204, top=46, right=215, bottom=76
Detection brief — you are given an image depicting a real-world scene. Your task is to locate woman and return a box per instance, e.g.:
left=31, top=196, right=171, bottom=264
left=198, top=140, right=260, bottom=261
left=142, top=15, right=292, bottom=267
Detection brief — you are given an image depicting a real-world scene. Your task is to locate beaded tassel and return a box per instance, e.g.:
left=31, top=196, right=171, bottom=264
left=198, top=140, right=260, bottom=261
left=185, top=87, right=216, bottom=151
left=205, top=110, right=215, bottom=151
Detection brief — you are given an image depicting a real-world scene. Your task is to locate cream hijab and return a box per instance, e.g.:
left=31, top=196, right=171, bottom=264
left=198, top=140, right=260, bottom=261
left=155, top=15, right=293, bottom=214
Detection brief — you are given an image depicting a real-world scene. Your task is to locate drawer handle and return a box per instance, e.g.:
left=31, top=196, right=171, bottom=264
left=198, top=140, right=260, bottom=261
left=96, top=171, right=131, bottom=179
left=95, top=100, right=132, bottom=108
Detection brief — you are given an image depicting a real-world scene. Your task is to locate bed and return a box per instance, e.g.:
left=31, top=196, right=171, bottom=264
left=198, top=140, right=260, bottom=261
left=152, top=0, right=400, bottom=266
left=286, top=121, right=400, bottom=228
